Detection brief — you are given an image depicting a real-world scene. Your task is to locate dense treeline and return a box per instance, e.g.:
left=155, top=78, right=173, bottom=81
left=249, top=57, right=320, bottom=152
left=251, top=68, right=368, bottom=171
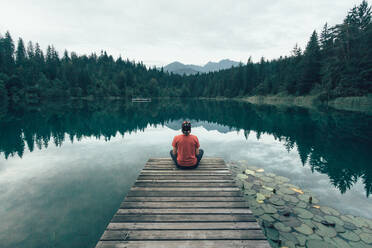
left=1, top=99, right=371, bottom=196
left=0, top=1, right=371, bottom=104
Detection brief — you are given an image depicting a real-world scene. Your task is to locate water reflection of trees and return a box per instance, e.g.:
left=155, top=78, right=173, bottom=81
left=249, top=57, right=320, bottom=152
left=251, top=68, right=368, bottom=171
left=0, top=99, right=371, bottom=196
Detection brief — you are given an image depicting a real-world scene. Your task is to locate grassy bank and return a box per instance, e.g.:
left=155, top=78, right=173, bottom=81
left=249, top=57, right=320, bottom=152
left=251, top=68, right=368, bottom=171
left=240, top=95, right=372, bottom=114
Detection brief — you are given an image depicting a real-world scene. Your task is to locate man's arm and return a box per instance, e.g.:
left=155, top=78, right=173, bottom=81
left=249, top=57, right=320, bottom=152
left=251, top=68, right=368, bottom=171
left=173, top=146, right=177, bottom=155
left=195, top=147, right=199, bottom=156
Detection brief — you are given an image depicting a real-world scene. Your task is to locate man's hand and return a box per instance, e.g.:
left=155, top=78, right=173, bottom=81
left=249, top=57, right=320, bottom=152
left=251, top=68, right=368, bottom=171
left=173, top=146, right=177, bottom=156
left=196, top=148, right=199, bottom=156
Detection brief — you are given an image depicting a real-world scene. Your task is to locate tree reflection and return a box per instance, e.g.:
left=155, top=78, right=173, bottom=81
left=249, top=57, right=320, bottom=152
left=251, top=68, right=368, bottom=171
left=0, top=99, right=371, bottom=196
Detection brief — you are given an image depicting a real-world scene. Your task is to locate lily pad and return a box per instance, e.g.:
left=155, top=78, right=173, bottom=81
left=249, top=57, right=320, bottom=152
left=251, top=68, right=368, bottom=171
left=274, top=222, right=291, bottom=232
left=294, top=207, right=314, bottom=219
left=344, top=221, right=358, bottom=231
left=313, top=215, right=325, bottom=223
left=279, top=187, right=296, bottom=195
left=293, top=233, right=307, bottom=246
left=261, top=176, right=274, bottom=182
left=236, top=174, right=248, bottom=180
left=256, top=168, right=264, bottom=173
left=290, top=187, right=304, bottom=194
left=256, top=193, right=266, bottom=201
left=245, top=169, right=255, bottom=175
left=332, top=237, right=351, bottom=248
left=269, top=197, right=285, bottom=206
left=294, top=223, right=313, bottom=235
left=298, top=194, right=319, bottom=204
left=279, top=231, right=299, bottom=244
left=262, top=204, right=277, bottom=214
left=324, top=215, right=344, bottom=226
left=314, top=222, right=337, bottom=238
left=262, top=185, right=274, bottom=191
left=360, top=232, right=372, bottom=244
left=340, top=230, right=360, bottom=242
left=265, top=227, right=279, bottom=240
left=276, top=175, right=290, bottom=183
left=355, top=216, right=370, bottom=228
left=296, top=201, right=307, bottom=209
left=261, top=214, right=275, bottom=222
left=266, top=173, right=275, bottom=177
left=282, top=194, right=299, bottom=203
left=243, top=182, right=253, bottom=189
left=252, top=208, right=265, bottom=216
left=282, top=217, right=302, bottom=228
left=320, top=206, right=340, bottom=216
left=244, top=189, right=256, bottom=195
left=335, top=224, right=346, bottom=233
left=306, top=239, right=337, bottom=248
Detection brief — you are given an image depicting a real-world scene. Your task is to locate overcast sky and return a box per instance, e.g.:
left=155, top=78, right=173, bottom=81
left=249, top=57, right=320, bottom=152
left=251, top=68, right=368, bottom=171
left=0, top=0, right=366, bottom=67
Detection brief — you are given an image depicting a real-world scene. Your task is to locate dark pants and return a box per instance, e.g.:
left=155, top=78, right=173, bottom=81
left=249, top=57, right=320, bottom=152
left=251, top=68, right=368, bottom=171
left=170, top=149, right=204, bottom=169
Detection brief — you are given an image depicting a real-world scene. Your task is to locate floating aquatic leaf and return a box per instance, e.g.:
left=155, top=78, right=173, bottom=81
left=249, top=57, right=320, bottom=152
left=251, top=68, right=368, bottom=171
left=262, top=185, right=274, bottom=191
left=257, top=200, right=264, bottom=204
left=294, top=207, right=314, bottom=219
left=256, top=193, right=266, bottom=201
left=274, top=222, right=291, bottom=232
left=360, top=232, right=372, bottom=244
left=290, top=187, right=304, bottom=194
left=256, top=168, right=264, bottom=172
left=314, top=222, right=337, bottom=238
left=245, top=169, right=255, bottom=176
left=313, top=205, right=320, bottom=209
left=324, top=215, right=344, bottom=226
left=340, top=230, right=360, bottom=242
left=305, top=239, right=337, bottom=248
left=320, top=206, right=340, bottom=216
left=294, top=223, right=313, bottom=235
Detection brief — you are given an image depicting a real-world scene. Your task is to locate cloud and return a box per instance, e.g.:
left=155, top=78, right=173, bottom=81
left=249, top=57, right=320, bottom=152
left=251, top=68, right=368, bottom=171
left=0, top=0, right=365, bottom=66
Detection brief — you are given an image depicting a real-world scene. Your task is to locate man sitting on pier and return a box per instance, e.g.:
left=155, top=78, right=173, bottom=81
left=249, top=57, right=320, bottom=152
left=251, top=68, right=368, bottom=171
left=170, top=121, right=204, bottom=169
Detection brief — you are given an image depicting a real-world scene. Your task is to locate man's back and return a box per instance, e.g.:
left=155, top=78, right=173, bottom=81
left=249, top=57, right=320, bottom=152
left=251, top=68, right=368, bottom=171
left=172, top=134, right=200, bottom=166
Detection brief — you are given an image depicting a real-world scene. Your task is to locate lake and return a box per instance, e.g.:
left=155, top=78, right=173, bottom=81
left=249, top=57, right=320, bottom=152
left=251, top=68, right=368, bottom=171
left=0, top=99, right=371, bottom=248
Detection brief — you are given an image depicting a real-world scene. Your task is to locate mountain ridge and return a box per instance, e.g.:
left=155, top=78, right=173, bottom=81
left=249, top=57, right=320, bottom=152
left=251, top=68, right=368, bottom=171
left=163, top=59, right=240, bottom=75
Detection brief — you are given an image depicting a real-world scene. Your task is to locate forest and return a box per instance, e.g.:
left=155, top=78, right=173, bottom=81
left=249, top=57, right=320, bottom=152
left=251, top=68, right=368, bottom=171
left=0, top=1, right=371, bottom=105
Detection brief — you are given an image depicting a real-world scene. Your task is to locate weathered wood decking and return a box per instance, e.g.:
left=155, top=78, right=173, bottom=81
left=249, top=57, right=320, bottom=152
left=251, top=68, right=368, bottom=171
left=96, top=157, right=270, bottom=248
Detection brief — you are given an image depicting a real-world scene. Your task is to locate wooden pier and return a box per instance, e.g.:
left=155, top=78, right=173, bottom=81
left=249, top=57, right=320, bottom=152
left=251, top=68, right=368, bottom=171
left=96, top=157, right=270, bottom=248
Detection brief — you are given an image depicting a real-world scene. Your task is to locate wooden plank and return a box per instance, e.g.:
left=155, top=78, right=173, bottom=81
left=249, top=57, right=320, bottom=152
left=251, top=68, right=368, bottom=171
left=100, top=229, right=266, bottom=240
left=96, top=240, right=271, bottom=248
left=96, top=158, right=269, bottom=248
left=146, top=162, right=226, bottom=165
left=134, top=182, right=237, bottom=187
left=127, top=191, right=242, bottom=197
left=136, top=179, right=235, bottom=183
left=140, top=170, right=231, bottom=174
left=106, top=222, right=260, bottom=230
left=137, top=176, right=234, bottom=180
left=120, top=202, right=247, bottom=209
left=124, top=197, right=245, bottom=202
left=130, top=187, right=239, bottom=192
left=116, top=208, right=252, bottom=214
left=148, top=157, right=224, bottom=161
left=111, top=214, right=256, bottom=223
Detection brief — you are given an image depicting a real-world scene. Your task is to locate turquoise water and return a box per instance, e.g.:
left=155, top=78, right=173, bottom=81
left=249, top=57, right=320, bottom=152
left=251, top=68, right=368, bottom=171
left=0, top=99, right=371, bottom=247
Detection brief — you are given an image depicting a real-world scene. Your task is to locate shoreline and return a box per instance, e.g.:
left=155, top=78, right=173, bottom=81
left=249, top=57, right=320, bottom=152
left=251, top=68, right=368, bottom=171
left=237, top=95, right=372, bottom=114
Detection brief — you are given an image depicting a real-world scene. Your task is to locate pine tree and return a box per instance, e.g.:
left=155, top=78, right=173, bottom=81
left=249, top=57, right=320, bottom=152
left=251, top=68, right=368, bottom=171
left=16, top=38, right=26, bottom=66
left=298, top=31, right=321, bottom=95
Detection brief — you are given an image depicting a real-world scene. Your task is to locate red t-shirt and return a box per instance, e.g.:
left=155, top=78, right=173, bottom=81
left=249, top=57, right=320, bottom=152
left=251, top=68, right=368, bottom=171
left=172, top=134, right=200, bottom=166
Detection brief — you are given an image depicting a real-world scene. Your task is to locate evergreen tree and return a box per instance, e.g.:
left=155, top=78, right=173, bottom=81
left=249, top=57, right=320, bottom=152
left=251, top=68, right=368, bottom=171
left=298, top=31, right=321, bottom=95
left=16, top=38, right=26, bottom=66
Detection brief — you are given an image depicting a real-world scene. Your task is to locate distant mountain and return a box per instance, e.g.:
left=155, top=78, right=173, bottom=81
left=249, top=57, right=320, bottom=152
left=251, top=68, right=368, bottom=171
left=165, top=120, right=235, bottom=133
left=163, top=59, right=240, bottom=75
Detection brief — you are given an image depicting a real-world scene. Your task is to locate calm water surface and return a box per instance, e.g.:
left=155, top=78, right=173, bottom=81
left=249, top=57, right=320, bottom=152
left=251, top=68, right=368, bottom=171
left=0, top=99, right=371, bottom=248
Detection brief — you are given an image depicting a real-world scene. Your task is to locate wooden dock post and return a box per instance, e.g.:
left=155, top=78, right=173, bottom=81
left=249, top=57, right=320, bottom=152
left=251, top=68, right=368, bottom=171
left=96, top=157, right=270, bottom=248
